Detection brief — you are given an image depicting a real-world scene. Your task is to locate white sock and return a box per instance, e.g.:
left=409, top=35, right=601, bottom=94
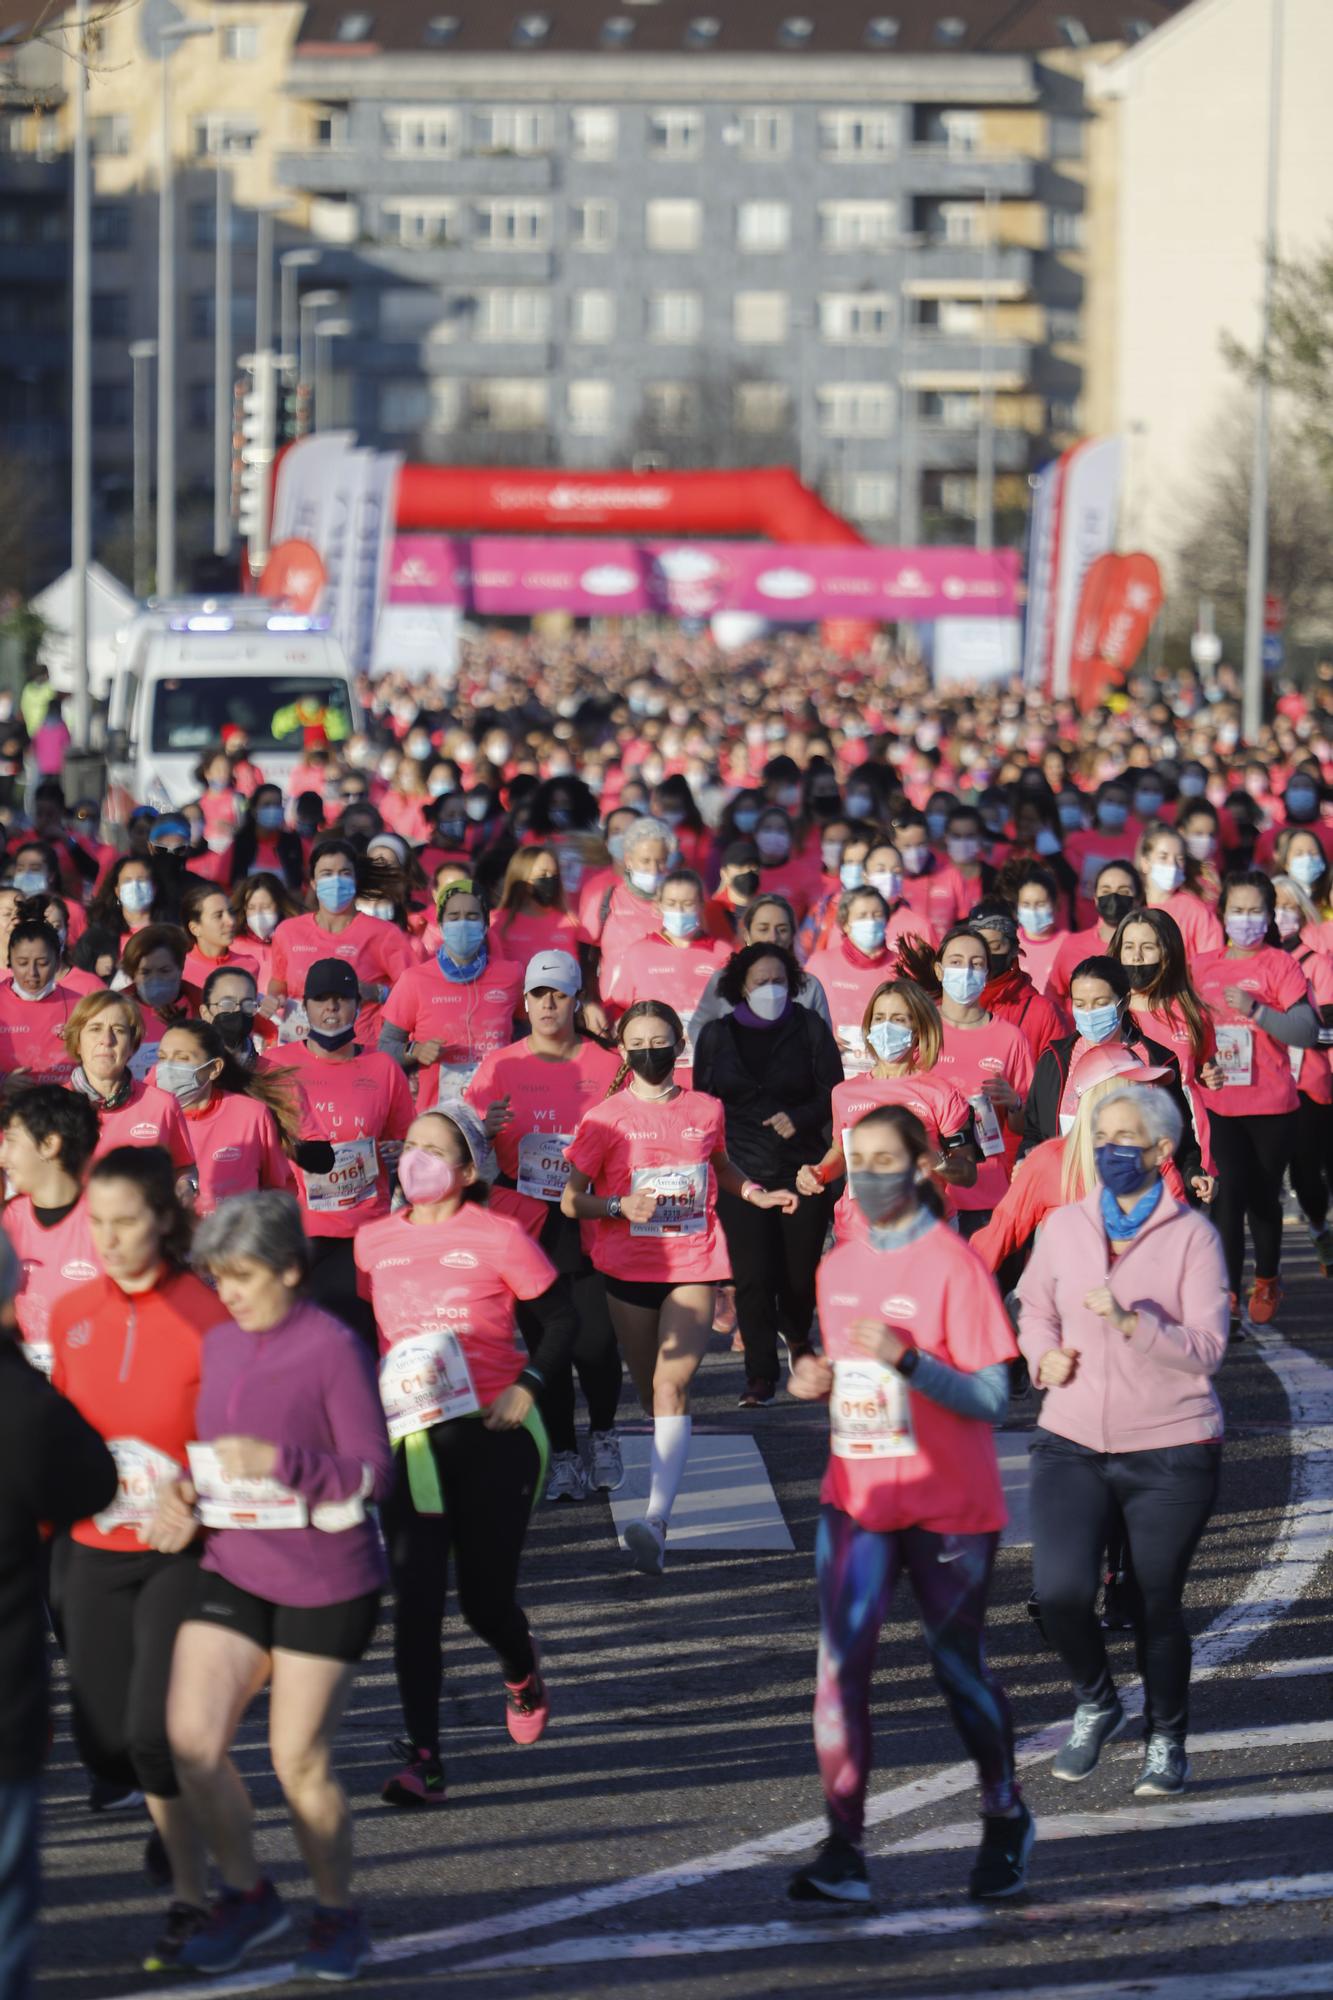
left=646, top=1414, right=692, bottom=1526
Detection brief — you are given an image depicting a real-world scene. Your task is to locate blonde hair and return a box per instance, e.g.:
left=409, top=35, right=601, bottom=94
left=860, top=977, right=942, bottom=1073
left=62, top=989, right=145, bottom=1062
left=498, top=845, right=564, bottom=922
left=1059, top=1072, right=1131, bottom=1204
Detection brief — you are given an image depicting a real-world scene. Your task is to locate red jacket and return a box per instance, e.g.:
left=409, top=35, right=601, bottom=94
left=980, top=962, right=1069, bottom=1066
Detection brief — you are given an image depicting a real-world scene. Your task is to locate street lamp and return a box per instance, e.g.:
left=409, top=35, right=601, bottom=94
left=129, top=341, right=157, bottom=598
left=299, top=288, right=340, bottom=399
left=280, top=250, right=320, bottom=384
left=253, top=204, right=284, bottom=357
left=156, top=15, right=214, bottom=598
left=314, top=316, right=354, bottom=431
left=212, top=161, right=232, bottom=557
left=976, top=184, right=998, bottom=554
left=69, top=4, right=91, bottom=744
left=1242, top=0, right=1286, bottom=742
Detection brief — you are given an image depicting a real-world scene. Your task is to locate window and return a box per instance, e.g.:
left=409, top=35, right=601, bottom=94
left=1055, top=14, right=1091, bottom=46
left=473, top=107, right=550, bottom=155
left=940, top=474, right=977, bottom=514
left=684, top=16, right=720, bottom=49
left=186, top=381, right=214, bottom=430
left=91, top=292, right=129, bottom=339
left=92, top=203, right=130, bottom=249
left=150, top=675, right=352, bottom=756
left=649, top=109, right=703, bottom=159
left=93, top=382, right=131, bottom=429
left=571, top=290, right=615, bottom=342
left=1052, top=210, right=1086, bottom=250
left=649, top=290, right=702, bottom=343
left=313, top=105, right=349, bottom=150
left=851, top=472, right=896, bottom=520
left=571, top=199, right=616, bottom=251
left=381, top=198, right=460, bottom=247
left=938, top=299, right=984, bottom=335
left=380, top=289, right=441, bottom=337
left=935, top=15, right=966, bottom=44
left=734, top=382, right=790, bottom=434
left=191, top=115, right=259, bottom=158
left=645, top=198, right=701, bottom=253
left=1050, top=398, right=1080, bottom=430
left=380, top=381, right=429, bottom=433
left=568, top=380, right=614, bottom=434
left=475, top=199, right=550, bottom=248
left=921, top=392, right=981, bottom=428
left=90, top=115, right=129, bottom=157
left=221, top=23, right=259, bottom=59
left=819, top=110, right=895, bottom=161
left=335, top=11, right=373, bottom=40
left=737, top=201, right=790, bottom=254
left=734, top=291, right=788, bottom=344
left=512, top=12, right=550, bottom=45
left=941, top=110, right=981, bottom=155
left=423, top=15, right=461, bottom=45
left=571, top=108, right=617, bottom=161
left=1048, top=305, right=1082, bottom=342
left=382, top=107, right=457, bottom=157
left=818, top=386, right=893, bottom=437
left=1050, top=113, right=1084, bottom=160
left=600, top=15, right=634, bottom=47
left=475, top=288, right=550, bottom=341
left=428, top=378, right=461, bottom=431
left=865, top=16, right=899, bottom=48
left=643, top=382, right=698, bottom=433
left=819, top=292, right=894, bottom=343
left=940, top=202, right=980, bottom=245
left=779, top=16, right=814, bottom=47
left=466, top=378, right=549, bottom=430
left=737, top=109, right=790, bottom=159
left=819, top=200, right=897, bottom=250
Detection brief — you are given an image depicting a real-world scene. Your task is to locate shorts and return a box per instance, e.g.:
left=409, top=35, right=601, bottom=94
left=604, top=1274, right=700, bottom=1310
left=189, top=1571, right=381, bottom=1664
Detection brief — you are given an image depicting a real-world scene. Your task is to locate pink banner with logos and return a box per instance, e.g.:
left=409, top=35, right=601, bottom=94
left=386, top=537, right=1019, bottom=621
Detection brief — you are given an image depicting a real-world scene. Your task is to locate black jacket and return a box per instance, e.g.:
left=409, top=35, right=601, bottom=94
left=1021, top=1019, right=1204, bottom=1191
left=694, top=1004, right=843, bottom=1186
left=0, top=1341, right=117, bottom=1782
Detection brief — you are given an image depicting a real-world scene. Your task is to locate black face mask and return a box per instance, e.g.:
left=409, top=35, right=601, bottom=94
left=731, top=869, right=760, bottom=899
left=809, top=793, right=841, bottom=820
left=1097, top=890, right=1136, bottom=927
left=307, top=1022, right=356, bottom=1052
left=626, top=1044, right=677, bottom=1085
left=211, top=1009, right=253, bottom=1049
left=530, top=875, right=561, bottom=908
left=1125, top=962, right=1158, bottom=992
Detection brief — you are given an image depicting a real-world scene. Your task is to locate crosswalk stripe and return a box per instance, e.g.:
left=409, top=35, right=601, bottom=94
left=1257, top=1654, right=1333, bottom=1680
left=878, top=1787, right=1333, bottom=1856
left=607, top=1433, right=793, bottom=1553
left=883, top=1961, right=1333, bottom=2000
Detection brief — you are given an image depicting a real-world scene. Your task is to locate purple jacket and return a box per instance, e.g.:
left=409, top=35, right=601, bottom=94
left=195, top=1300, right=392, bottom=1607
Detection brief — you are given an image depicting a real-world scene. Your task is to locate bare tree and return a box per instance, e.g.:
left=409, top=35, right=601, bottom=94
left=625, top=363, right=797, bottom=471
left=1175, top=398, right=1333, bottom=631
left=1222, top=232, right=1333, bottom=486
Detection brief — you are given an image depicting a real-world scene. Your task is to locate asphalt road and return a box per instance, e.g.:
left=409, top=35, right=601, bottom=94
left=34, top=1227, right=1333, bottom=2000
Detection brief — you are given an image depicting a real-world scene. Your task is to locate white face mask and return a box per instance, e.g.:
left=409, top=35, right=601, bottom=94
left=246, top=907, right=279, bottom=941
left=745, top=981, right=788, bottom=1022
left=356, top=899, right=397, bottom=923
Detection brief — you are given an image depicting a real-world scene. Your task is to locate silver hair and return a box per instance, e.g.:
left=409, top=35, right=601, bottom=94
left=0, top=1227, right=19, bottom=1308
left=1095, top=1081, right=1183, bottom=1152
left=623, top=815, right=672, bottom=854
left=1272, top=873, right=1320, bottom=930
left=193, top=1191, right=311, bottom=1278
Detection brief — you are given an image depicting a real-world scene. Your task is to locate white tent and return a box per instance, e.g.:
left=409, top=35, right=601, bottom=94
left=31, top=564, right=138, bottom=702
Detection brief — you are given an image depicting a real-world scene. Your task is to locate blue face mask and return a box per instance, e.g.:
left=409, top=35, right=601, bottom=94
left=1178, top=772, right=1206, bottom=799
left=1290, top=852, right=1325, bottom=888
left=840, top=860, right=865, bottom=891
left=849, top=916, right=887, bottom=955
left=1074, top=1001, right=1122, bottom=1045
left=868, top=1020, right=915, bottom=1064
left=315, top=874, right=356, bottom=914
left=845, top=792, right=874, bottom=820
left=1018, top=903, right=1055, bottom=936
left=12, top=870, right=46, bottom=897
left=926, top=811, right=949, bottom=841
left=441, top=917, right=486, bottom=962
left=1286, top=787, right=1318, bottom=820
left=1096, top=1141, right=1154, bottom=1197
left=1034, top=827, right=1062, bottom=857
left=119, top=877, right=155, bottom=914
left=662, top=907, right=700, bottom=940
left=1058, top=799, right=1086, bottom=829
left=1097, top=802, right=1129, bottom=831
left=256, top=805, right=285, bottom=832
left=733, top=806, right=760, bottom=834
left=940, top=964, right=986, bottom=1006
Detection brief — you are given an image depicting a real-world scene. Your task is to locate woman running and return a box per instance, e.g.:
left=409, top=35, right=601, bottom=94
left=60, top=990, right=195, bottom=1178
left=1, top=1084, right=101, bottom=1376
left=379, top=878, right=524, bottom=1107
left=153, top=1019, right=295, bottom=1212
left=802, top=885, right=905, bottom=1075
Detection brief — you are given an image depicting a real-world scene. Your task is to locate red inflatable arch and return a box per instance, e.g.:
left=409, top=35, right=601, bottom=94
left=394, top=465, right=865, bottom=546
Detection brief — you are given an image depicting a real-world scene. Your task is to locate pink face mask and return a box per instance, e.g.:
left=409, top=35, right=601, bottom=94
left=398, top=1148, right=463, bottom=1205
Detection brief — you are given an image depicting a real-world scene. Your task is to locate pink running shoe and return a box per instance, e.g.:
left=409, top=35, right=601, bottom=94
left=504, top=1647, right=550, bottom=1746
left=381, top=1742, right=446, bottom=1808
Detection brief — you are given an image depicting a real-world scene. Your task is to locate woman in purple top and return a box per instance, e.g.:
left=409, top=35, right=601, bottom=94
left=155, top=1191, right=392, bottom=1984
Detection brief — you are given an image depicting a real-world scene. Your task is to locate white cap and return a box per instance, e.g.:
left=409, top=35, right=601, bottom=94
left=524, top=949, right=581, bottom=997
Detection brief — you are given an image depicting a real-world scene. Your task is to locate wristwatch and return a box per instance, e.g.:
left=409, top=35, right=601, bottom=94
left=606, top=1195, right=623, bottom=1220
left=896, top=1346, right=921, bottom=1378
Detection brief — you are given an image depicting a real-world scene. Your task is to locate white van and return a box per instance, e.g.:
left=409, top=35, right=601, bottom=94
left=106, top=602, right=362, bottom=809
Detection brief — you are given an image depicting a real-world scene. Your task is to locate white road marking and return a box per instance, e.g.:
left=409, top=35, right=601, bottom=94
left=874, top=1963, right=1333, bottom=2000
left=608, top=1433, right=794, bottom=1553
left=115, top=1331, right=1333, bottom=2000
left=997, top=1432, right=1033, bottom=1546
left=1257, top=1654, right=1333, bottom=1680
left=879, top=1788, right=1333, bottom=1858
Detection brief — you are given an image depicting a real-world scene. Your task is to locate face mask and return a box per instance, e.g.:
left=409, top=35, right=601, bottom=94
left=1034, top=827, right=1062, bottom=858
left=558, top=852, right=585, bottom=895
left=629, top=867, right=662, bottom=897
left=1178, top=772, right=1206, bottom=799
left=662, top=907, right=700, bottom=940
left=246, top=907, right=279, bottom=941
left=868, top=1020, right=915, bottom=1064
left=1276, top=905, right=1303, bottom=940
left=810, top=793, right=840, bottom=821
left=867, top=869, right=901, bottom=903
left=119, top=878, right=154, bottom=914
left=1097, top=890, right=1136, bottom=927
left=1058, top=799, right=1086, bottom=830
left=1097, top=802, right=1128, bottom=831
left=1290, top=851, right=1325, bottom=887
left=849, top=916, right=887, bottom=955
left=1096, top=1141, right=1154, bottom=1198
left=777, top=784, right=801, bottom=812
left=835, top=860, right=863, bottom=892
left=756, top=830, right=790, bottom=864
left=379, top=758, right=399, bottom=781
left=428, top=779, right=451, bottom=800
left=1286, top=787, right=1318, bottom=820
left=307, top=1021, right=356, bottom=1052
left=845, top=791, right=874, bottom=820
left=1018, top=904, right=1054, bottom=936
left=12, top=870, right=46, bottom=897
left=626, top=1044, right=677, bottom=1086
left=255, top=805, right=285, bottom=833
left=465, top=795, right=490, bottom=823
left=1184, top=832, right=1216, bottom=863
left=211, top=1009, right=254, bottom=1050
left=733, top=805, right=760, bottom=834
left=940, top=964, right=986, bottom=1006
left=357, top=900, right=396, bottom=922
left=926, top=811, right=949, bottom=841
left=442, top=917, right=486, bottom=962
left=156, top=1058, right=210, bottom=1103
left=947, top=837, right=980, bottom=865
left=850, top=1164, right=917, bottom=1226
left=530, top=876, right=561, bottom=908
left=1073, top=1001, right=1122, bottom=1045
left=549, top=807, right=573, bottom=831
left=14, top=972, right=58, bottom=1002
left=1125, top=961, right=1159, bottom=991
left=981, top=809, right=1008, bottom=836
left=1135, top=793, right=1165, bottom=820
left=821, top=842, right=844, bottom=876
left=315, top=874, right=356, bottom=914
left=138, top=973, right=179, bottom=1010
left=900, top=846, right=930, bottom=876
left=745, top=981, right=788, bottom=1022
left=1224, top=911, right=1268, bottom=949
left=398, top=1147, right=463, bottom=1205
left=1149, top=861, right=1184, bottom=894
left=730, top=868, right=759, bottom=899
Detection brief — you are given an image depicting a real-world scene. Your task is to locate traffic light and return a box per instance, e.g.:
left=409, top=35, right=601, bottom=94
left=236, top=350, right=280, bottom=575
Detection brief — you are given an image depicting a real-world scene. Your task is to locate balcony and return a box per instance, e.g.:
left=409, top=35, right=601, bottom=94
left=902, top=334, right=1034, bottom=385
left=904, top=148, right=1036, bottom=198
left=278, top=150, right=556, bottom=197
left=0, top=155, right=68, bottom=196
left=903, top=246, right=1034, bottom=297
left=909, top=425, right=1032, bottom=471
left=1, top=241, right=67, bottom=283
left=313, top=243, right=555, bottom=286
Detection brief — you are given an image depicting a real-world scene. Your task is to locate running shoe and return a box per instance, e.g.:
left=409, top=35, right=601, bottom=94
left=788, top=1831, right=871, bottom=1905
left=142, top=1901, right=208, bottom=1973
left=504, top=1647, right=550, bottom=1746
left=1314, top=1225, right=1333, bottom=1277
left=1052, top=1700, right=1127, bottom=1782
left=587, top=1429, right=625, bottom=1493
left=545, top=1450, right=589, bottom=1502
left=968, top=1801, right=1035, bottom=1901
left=179, top=1878, right=290, bottom=1974
left=89, top=1778, right=144, bottom=1814
left=1133, top=1736, right=1189, bottom=1797
left=623, top=1516, right=667, bottom=1575
left=737, top=1378, right=776, bottom=1409
left=1247, top=1276, right=1282, bottom=1325
left=295, top=1905, right=372, bottom=1983
left=381, top=1742, right=445, bottom=1808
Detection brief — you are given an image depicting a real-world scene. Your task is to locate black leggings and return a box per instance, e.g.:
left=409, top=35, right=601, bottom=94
left=1289, top=1093, right=1333, bottom=1232
left=382, top=1420, right=540, bottom=1757
left=56, top=1541, right=200, bottom=1798
left=1030, top=1432, right=1220, bottom=1742
left=517, top=1268, right=621, bottom=1456
left=306, top=1234, right=378, bottom=1349
left=1206, top=1109, right=1299, bottom=1291
left=716, top=1186, right=829, bottom=1387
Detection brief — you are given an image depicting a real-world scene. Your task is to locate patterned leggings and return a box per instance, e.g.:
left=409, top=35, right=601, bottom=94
left=813, top=1506, right=1018, bottom=1842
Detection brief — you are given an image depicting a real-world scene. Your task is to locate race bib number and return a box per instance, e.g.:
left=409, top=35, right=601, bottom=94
left=829, top=1359, right=917, bottom=1460
left=187, top=1443, right=308, bottom=1530
left=435, top=1059, right=479, bottom=1107
left=379, top=1328, right=480, bottom=1441
left=94, top=1438, right=183, bottom=1535
left=517, top=1130, right=573, bottom=1203
left=1215, top=1023, right=1254, bottom=1088
left=130, top=1040, right=161, bottom=1083
left=630, top=1163, right=708, bottom=1237
left=23, top=1338, right=53, bottom=1380
left=278, top=1000, right=309, bottom=1045
left=1290, top=1045, right=1305, bottom=1082
left=302, top=1137, right=378, bottom=1212
left=969, top=1091, right=1007, bottom=1158
left=837, top=1025, right=872, bottom=1075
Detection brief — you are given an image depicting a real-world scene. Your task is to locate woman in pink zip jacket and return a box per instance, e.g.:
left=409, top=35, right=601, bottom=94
left=1016, top=1081, right=1228, bottom=1801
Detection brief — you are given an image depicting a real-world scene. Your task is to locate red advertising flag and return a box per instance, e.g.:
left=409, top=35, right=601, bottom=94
left=260, top=539, right=326, bottom=613
left=1069, top=552, right=1163, bottom=711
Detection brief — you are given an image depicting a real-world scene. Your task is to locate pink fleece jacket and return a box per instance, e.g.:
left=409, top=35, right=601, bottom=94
left=1016, top=1189, right=1227, bottom=1453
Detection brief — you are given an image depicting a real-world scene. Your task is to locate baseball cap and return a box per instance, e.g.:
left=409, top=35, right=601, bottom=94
left=366, top=832, right=408, bottom=866
left=304, top=956, right=359, bottom=1000
left=149, top=814, right=190, bottom=844
left=524, top=949, right=581, bottom=997
left=1071, top=1047, right=1171, bottom=1098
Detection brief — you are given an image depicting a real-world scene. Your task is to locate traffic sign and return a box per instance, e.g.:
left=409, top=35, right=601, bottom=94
left=1264, top=593, right=1285, bottom=633
left=1262, top=632, right=1285, bottom=673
